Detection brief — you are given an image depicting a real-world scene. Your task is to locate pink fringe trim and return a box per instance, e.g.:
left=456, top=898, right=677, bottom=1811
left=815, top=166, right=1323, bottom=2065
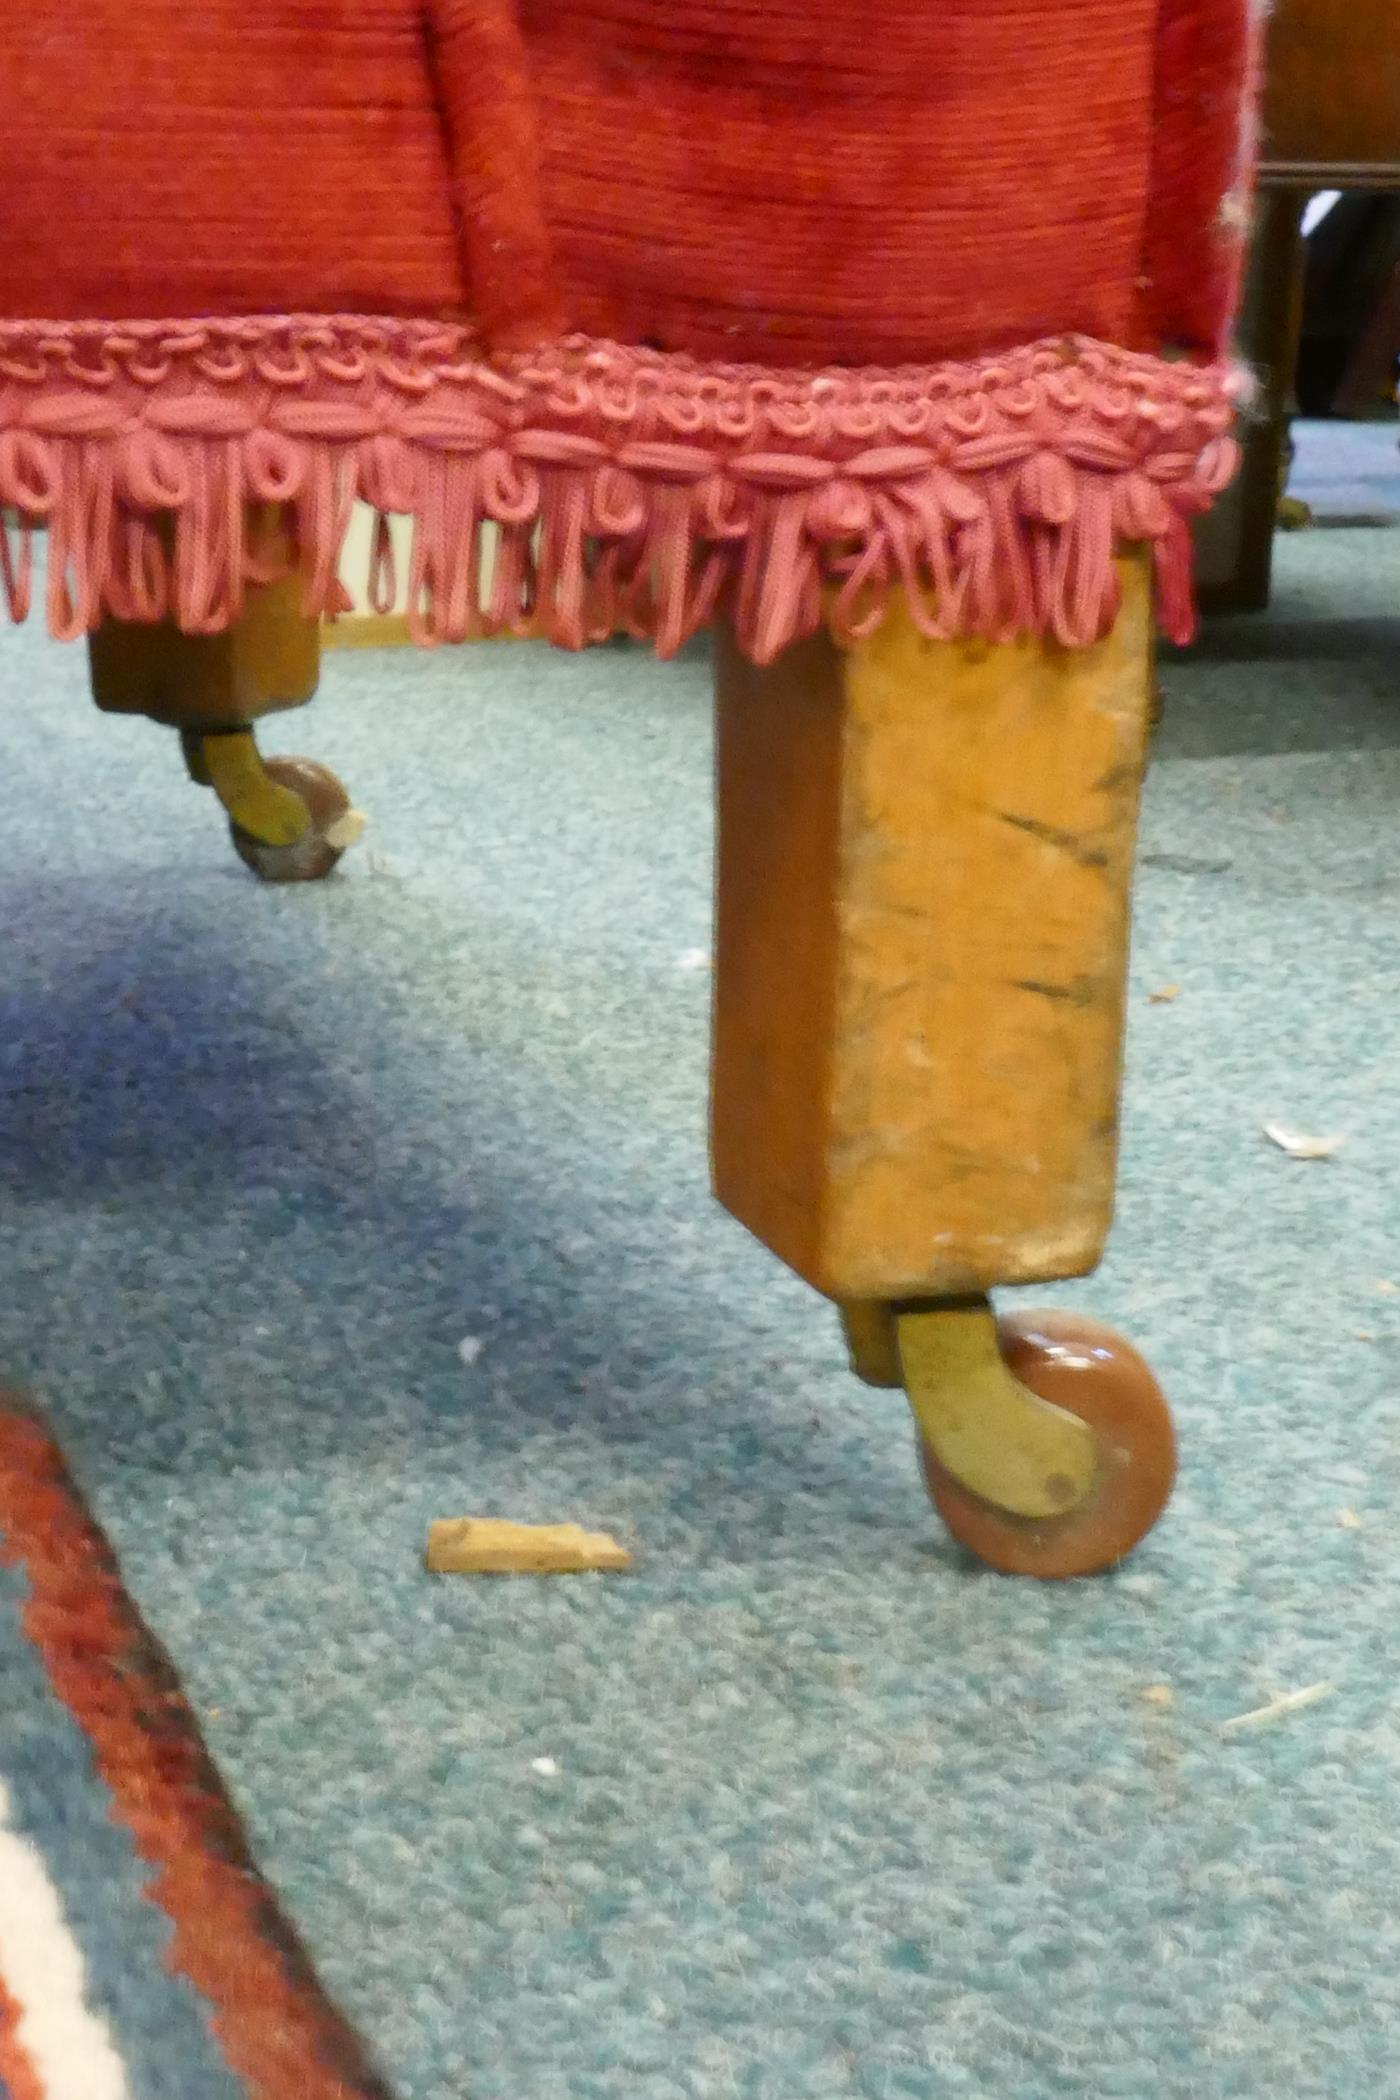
left=0, top=316, right=1245, bottom=662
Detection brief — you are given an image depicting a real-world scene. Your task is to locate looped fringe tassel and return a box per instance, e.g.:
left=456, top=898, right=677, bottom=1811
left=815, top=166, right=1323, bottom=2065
left=0, top=317, right=1247, bottom=662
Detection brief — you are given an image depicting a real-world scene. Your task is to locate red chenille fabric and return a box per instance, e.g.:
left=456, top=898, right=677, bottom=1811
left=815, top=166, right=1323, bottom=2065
left=0, top=0, right=1257, bottom=660
left=521, top=0, right=1202, bottom=366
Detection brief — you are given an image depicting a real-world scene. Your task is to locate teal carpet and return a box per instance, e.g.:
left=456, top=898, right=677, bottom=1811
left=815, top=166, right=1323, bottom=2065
left=0, top=513, right=1398, bottom=2098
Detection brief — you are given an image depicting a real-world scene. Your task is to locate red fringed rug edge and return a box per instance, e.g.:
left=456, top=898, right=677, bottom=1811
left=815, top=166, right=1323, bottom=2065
left=0, top=1407, right=395, bottom=2100
left=0, top=317, right=1246, bottom=663
left=0, top=1969, right=45, bottom=2100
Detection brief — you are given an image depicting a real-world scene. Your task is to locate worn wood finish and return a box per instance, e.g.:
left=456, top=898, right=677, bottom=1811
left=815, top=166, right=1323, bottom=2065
left=712, top=560, right=1153, bottom=1302
left=89, top=570, right=319, bottom=728
left=1261, top=0, right=1400, bottom=190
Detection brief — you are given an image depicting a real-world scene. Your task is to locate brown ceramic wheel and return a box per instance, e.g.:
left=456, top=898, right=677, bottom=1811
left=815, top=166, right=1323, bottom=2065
left=230, top=756, right=356, bottom=883
left=919, top=1310, right=1177, bottom=1578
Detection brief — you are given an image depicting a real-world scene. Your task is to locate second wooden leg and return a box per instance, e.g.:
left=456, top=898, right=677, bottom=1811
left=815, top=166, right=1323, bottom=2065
left=1195, top=188, right=1308, bottom=616
left=88, top=571, right=362, bottom=881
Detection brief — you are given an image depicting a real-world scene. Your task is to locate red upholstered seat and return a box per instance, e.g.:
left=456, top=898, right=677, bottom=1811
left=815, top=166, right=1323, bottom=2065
left=0, top=0, right=1257, bottom=658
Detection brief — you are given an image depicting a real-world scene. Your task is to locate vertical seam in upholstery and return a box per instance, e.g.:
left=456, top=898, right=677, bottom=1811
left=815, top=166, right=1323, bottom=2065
left=422, top=0, right=566, bottom=349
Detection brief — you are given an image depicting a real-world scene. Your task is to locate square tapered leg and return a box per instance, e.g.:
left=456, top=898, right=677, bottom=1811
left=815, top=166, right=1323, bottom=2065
left=712, top=558, right=1153, bottom=1303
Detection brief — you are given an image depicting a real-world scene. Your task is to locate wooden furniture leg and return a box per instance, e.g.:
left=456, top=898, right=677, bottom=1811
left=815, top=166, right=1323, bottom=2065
left=87, top=565, right=363, bottom=882
left=711, top=557, right=1175, bottom=1576
left=1195, top=189, right=1309, bottom=616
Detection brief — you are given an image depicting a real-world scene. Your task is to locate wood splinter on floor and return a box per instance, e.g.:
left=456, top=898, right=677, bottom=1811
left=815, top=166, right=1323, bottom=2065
left=1262, top=1121, right=1345, bottom=1161
left=425, top=1517, right=632, bottom=1575
left=1220, top=1682, right=1334, bottom=1734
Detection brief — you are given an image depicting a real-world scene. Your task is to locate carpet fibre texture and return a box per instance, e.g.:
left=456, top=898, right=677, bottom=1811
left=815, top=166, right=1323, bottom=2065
left=0, top=1412, right=396, bottom=2100
left=0, top=480, right=1398, bottom=2097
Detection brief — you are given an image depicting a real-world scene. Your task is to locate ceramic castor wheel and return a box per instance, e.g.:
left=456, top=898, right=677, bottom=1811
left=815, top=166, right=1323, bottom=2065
left=917, top=1310, right=1177, bottom=1578
left=229, top=756, right=364, bottom=882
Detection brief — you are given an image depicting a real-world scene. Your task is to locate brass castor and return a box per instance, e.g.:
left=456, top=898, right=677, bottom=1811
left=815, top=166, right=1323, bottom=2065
left=227, top=754, right=363, bottom=883
left=843, top=1297, right=1176, bottom=1578
left=88, top=558, right=354, bottom=878
left=183, top=732, right=365, bottom=883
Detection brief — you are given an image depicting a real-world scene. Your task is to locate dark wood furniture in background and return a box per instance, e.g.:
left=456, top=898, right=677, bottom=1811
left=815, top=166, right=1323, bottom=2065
left=1197, top=0, right=1400, bottom=612
left=1262, top=0, right=1399, bottom=188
